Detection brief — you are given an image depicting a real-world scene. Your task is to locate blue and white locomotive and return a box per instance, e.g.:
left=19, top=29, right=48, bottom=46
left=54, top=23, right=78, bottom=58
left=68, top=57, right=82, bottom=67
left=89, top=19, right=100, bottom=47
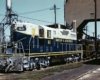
left=10, top=21, right=82, bottom=69
left=0, top=21, right=83, bottom=71
left=12, top=21, right=77, bottom=53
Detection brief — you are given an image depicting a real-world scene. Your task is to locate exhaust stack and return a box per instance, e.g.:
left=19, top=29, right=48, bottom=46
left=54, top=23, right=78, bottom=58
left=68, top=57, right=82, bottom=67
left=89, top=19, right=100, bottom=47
left=6, top=0, right=12, bottom=10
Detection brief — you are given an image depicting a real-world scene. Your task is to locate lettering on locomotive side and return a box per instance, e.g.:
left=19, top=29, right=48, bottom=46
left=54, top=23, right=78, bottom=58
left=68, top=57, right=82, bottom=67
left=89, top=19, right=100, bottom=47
left=56, top=39, right=73, bottom=42
left=60, top=30, right=69, bottom=35
left=71, top=34, right=76, bottom=37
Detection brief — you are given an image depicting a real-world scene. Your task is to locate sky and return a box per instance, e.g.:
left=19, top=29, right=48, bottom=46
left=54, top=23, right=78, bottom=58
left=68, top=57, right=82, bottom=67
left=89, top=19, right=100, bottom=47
left=85, top=22, right=100, bottom=38
left=0, top=0, right=100, bottom=38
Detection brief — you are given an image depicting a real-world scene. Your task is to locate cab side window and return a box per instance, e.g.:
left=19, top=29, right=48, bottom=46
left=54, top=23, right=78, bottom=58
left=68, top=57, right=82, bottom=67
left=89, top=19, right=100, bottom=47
left=39, top=29, right=44, bottom=37
left=47, top=30, right=51, bottom=38
left=17, top=25, right=26, bottom=31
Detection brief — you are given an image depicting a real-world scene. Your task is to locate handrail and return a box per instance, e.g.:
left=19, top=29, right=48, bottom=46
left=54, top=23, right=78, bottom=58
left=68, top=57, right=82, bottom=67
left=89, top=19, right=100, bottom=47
left=16, top=37, right=26, bottom=43
left=18, top=42, right=25, bottom=56
left=29, top=36, right=33, bottom=57
left=13, top=37, right=26, bottom=56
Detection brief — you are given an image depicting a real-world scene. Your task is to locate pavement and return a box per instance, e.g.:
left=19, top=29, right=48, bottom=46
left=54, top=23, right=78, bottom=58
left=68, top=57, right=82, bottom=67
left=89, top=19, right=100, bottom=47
left=42, top=67, right=100, bottom=80
left=77, top=68, right=100, bottom=80
left=41, top=59, right=100, bottom=80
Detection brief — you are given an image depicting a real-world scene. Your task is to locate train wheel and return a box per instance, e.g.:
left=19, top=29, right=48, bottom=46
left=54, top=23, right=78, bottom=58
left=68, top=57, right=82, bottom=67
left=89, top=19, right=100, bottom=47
left=36, top=62, right=41, bottom=70
left=29, top=65, right=34, bottom=71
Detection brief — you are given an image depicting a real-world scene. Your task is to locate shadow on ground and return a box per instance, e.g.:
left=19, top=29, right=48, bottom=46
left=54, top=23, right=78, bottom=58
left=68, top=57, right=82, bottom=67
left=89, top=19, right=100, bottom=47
left=83, top=59, right=100, bottom=65
left=0, top=70, right=23, bottom=74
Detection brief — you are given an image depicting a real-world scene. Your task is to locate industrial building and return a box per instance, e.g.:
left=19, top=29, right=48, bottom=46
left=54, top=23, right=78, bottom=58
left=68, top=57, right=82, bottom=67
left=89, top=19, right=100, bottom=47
left=64, top=0, right=100, bottom=39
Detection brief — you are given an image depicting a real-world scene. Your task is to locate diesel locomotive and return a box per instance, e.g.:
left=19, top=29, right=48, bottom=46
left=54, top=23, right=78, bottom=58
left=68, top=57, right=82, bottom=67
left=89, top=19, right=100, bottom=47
left=0, top=21, right=83, bottom=72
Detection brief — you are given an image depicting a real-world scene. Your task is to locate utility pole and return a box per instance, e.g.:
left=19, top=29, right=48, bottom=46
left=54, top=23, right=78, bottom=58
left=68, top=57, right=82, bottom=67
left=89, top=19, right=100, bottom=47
left=94, top=0, right=97, bottom=59
left=93, top=32, right=95, bottom=37
left=86, top=26, right=88, bottom=38
left=98, top=35, right=100, bottom=39
left=50, top=4, right=60, bottom=28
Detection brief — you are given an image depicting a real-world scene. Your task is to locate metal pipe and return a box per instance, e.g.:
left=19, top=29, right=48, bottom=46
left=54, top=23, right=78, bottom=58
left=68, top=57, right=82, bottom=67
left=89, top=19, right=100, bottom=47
left=94, top=0, right=97, bottom=59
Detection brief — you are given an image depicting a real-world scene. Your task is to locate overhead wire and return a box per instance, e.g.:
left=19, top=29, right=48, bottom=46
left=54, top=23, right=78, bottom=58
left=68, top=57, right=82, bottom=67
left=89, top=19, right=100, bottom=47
left=87, top=30, right=93, bottom=33
left=18, top=7, right=52, bottom=15
left=19, top=15, right=54, bottom=24
left=83, top=28, right=94, bottom=37
left=12, top=7, right=54, bottom=24
left=0, top=7, right=54, bottom=24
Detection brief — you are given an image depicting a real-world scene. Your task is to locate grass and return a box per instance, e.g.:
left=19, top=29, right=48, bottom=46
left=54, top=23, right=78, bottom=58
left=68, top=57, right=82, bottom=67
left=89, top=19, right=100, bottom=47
left=15, top=62, right=82, bottom=80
